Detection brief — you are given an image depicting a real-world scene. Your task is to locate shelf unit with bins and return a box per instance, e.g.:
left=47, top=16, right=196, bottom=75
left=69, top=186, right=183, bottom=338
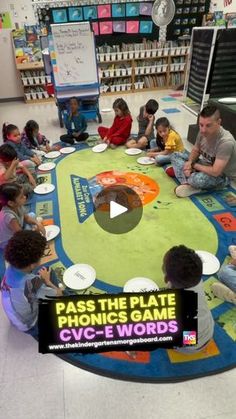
left=16, top=62, right=54, bottom=103
left=98, top=45, right=190, bottom=95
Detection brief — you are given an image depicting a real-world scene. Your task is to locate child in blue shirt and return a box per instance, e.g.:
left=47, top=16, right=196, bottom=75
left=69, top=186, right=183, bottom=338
left=60, top=97, right=89, bottom=145
left=2, top=123, right=41, bottom=170
left=1, top=230, right=63, bottom=332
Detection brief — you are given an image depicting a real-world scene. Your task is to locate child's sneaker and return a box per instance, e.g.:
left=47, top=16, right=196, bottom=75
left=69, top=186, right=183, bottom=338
left=175, top=184, right=202, bottom=198
left=228, top=245, right=236, bottom=259
left=211, top=282, right=236, bottom=305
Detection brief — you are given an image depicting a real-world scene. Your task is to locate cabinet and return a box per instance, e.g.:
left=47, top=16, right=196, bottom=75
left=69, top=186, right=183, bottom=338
left=16, top=62, right=54, bottom=103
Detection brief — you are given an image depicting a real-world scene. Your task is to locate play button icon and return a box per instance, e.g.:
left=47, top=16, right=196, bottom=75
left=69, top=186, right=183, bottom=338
left=94, top=185, right=143, bottom=234
left=110, top=201, right=128, bottom=219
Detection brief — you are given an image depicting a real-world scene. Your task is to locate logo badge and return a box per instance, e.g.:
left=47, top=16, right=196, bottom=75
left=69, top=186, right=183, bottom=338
left=183, top=331, right=197, bottom=345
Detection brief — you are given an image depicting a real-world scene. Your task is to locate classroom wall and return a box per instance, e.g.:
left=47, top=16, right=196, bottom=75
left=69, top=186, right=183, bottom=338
left=0, top=0, right=36, bottom=100
left=0, top=0, right=35, bottom=28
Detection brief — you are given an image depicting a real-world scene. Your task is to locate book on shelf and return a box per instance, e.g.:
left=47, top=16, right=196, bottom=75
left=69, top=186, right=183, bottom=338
left=226, top=13, right=236, bottom=28
left=12, top=26, right=43, bottom=65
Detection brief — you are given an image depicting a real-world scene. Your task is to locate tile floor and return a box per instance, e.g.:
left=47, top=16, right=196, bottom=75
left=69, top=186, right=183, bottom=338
left=0, top=91, right=235, bottom=419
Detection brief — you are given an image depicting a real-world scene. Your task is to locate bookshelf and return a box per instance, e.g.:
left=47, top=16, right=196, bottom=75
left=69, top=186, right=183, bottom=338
left=98, top=42, right=190, bottom=95
left=12, top=28, right=54, bottom=104
left=16, top=64, right=54, bottom=103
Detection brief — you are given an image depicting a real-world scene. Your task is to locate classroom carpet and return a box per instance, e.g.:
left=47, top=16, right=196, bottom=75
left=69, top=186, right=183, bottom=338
left=0, top=139, right=236, bottom=382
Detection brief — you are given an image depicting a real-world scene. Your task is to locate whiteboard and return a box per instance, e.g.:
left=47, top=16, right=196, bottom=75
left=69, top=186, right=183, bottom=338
left=50, top=22, right=98, bottom=87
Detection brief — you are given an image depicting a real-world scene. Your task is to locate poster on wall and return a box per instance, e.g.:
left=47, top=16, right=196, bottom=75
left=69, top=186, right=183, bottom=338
left=52, top=9, right=68, bottom=24
left=68, top=7, right=83, bottom=22
left=126, top=3, right=140, bottom=17
left=0, top=12, right=13, bottom=29
left=97, top=5, right=111, bottom=19
left=83, top=6, right=98, bottom=20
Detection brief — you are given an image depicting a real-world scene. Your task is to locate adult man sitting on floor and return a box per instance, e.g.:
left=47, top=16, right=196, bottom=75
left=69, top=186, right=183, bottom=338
left=171, top=105, right=236, bottom=198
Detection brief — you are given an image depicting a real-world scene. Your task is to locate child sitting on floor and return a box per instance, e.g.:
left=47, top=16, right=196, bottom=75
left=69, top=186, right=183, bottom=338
left=0, top=183, right=45, bottom=249
left=60, top=97, right=89, bottom=145
left=21, top=120, right=60, bottom=156
left=147, top=117, right=184, bottom=165
left=98, top=98, right=132, bottom=148
left=1, top=230, right=63, bottom=332
left=0, top=144, right=36, bottom=196
left=163, top=245, right=214, bottom=352
left=3, top=123, right=41, bottom=169
left=126, top=99, right=159, bottom=150
left=211, top=245, right=236, bottom=305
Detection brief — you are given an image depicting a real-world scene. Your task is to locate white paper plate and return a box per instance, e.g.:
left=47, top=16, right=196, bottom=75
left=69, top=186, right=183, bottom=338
left=92, top=143, right=108, bottom=153
left=34, top=183, right=55, bottom=195
left=218, top=97, right=236, bottom=104
left=45, top=225, right=60, bottom=241
left=63, top=264, right=96, bottom=290
left=101, top=108, right=112, bottom=113
left=123, top=277, right=159, bottom=293
left=195, top=250, right=220, bottom=275
left=60, top=147, right=76, bottom=154
left=125, top=148, right=143, bottom=156
left=137, top=157, right=155, bottom=165
left=38, top=162, right=56, bottom=171
left=44, top=151, right=61, bottom=159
